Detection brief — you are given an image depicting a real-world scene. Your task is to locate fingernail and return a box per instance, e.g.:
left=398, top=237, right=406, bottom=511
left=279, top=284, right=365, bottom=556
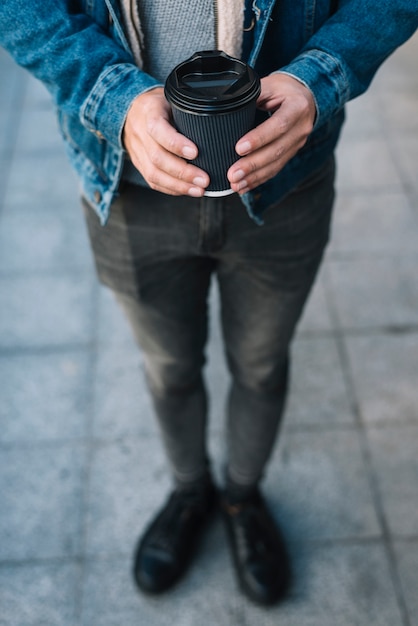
left=237, top=141, right=251, bottom=155
left=236, top=179, right=248, bottom=191
left=232, top=169, right=245, bottom=183
left=183, top=146, right=197, bottom=159
left=193, top=176, right=207, bottom=187
left=188, top=187, right=203, bottom=197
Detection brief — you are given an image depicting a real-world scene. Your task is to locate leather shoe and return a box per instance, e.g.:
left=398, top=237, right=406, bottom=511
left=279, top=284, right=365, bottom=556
left=221, top=488, right=291, bottom=605
left=133, top=483, right=216, bottom=593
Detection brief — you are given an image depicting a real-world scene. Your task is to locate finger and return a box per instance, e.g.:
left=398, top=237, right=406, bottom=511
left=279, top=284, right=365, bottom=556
left=132, top=144, right=208, bottom=196
left=145, top=142, right=210, bottom=186
left=228, top=134, right=303, bottom=192
left=146, top=168, right=207, bottom=197
left=235, top=112, right=291, bottom=157
left=146, top=116, right=199, bottom=160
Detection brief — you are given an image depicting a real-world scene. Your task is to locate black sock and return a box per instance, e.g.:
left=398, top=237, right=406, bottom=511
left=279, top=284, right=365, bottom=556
left=225, top=476, right=259, bottom=505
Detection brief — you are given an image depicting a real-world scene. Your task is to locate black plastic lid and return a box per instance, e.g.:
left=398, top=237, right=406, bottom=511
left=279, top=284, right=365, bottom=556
left=165, top=50, right=260, bottom=113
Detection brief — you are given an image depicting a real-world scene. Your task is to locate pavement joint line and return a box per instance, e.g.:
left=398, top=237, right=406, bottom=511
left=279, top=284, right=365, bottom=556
left=323, top=267, right=414, bottom=626
left=74, top=279, right=104, bottom=625
left=2, top=535, right=409, bottom=570
left=0, top=343, right=95, bottom=357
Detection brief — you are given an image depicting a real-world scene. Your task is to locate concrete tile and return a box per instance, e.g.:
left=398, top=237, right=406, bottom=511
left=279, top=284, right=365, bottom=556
left=336, top=136, right=403, bottom=193
left=0, top=208, right=94, bottom=273
left=368, top=425, right=418, bottom=537
left=97, top=286, right=138, bottom=346
left=391, top=134, right=418, bottom=195
left=0, top=349, right=91, bottom=443
left=85, top=436, right=170, bottom=556
left=23, top=73, right=54, bottom=110
left=393, top=540, right=418, bottom=626
left=372, top=32, right=418, bottom=92
left=329, top=191, right=418, bottom=256
left=205, top=341, right=229, bottom=434
left=264, top=429, right=380, bottom=543
left=92, top=343, right=154, bottom=439
left=206, top=283, right=230, bottom=433
left=379, top=89, right=418, bottom=132
left=0, top=444, right=85, bottom=560
left=345, top=334, right=418, bottom=425
left=0, top=274, right=95, bottom=348
left=4, top=151, right=79, bottom=213
left=0, top=562, right=79, bottom=626
left=343, top=91, right=384, bottom=138
left=285, top=336, right=355, bottom=428
left=14, top=108, right=64, bottom=157
left=296, top=269, right=334, bottom=335
left=327, top=258, right=418, bottom=330
left=263, top=543, right=404, bottom=626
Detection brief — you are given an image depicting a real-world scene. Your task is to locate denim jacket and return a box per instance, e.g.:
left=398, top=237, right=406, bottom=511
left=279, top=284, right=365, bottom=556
left=1, top=1, right=417, bottom=224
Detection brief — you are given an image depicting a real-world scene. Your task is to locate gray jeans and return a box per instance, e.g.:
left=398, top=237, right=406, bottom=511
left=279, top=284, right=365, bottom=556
left=83, top=158, right=335, bottom=489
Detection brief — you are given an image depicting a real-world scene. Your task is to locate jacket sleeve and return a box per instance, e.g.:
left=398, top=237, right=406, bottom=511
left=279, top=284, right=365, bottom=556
left=0, top=1, right=162, bottom=148
left=277, top=0, right=418, bottom=129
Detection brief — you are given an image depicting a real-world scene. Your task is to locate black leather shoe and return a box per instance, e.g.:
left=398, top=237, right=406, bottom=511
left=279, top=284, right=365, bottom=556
left=221, top=489, right=291, bottom=605
left=133, top=483, right=216, bottom=593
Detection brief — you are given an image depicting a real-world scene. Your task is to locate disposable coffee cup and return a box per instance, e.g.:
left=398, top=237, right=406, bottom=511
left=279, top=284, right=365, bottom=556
left=165, top=50, right=261, bottom=196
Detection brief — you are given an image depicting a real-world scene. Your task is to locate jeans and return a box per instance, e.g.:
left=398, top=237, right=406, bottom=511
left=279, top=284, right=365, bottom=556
left=83, top=157, right=335, bottom=489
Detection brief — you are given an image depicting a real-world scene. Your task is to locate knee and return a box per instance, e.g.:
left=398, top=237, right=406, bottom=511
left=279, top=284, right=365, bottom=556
left=228, top=352, right=289, bottom=396
left=143, top=353, right=204, bottom=398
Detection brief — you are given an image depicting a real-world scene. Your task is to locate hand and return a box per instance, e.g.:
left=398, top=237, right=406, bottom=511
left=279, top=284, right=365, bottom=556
left=123, top=87, right=210, bottom=197
left=227, top=74, right=316, bottom=194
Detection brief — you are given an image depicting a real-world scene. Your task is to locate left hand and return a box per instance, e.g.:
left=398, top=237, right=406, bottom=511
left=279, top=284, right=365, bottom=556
left=227, top=73, right=316, bottom=194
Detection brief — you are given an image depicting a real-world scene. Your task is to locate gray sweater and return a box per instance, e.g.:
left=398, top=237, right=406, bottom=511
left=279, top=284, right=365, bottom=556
left=138, top=1, right=215, bottom=81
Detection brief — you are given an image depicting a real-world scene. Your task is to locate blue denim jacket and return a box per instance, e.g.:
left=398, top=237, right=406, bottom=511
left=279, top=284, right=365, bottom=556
left=1, top=0, right=417, bottom=224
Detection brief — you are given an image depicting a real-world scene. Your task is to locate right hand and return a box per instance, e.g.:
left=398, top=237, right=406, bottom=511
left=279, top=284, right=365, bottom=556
left=123, top=87, right=210, bottom=197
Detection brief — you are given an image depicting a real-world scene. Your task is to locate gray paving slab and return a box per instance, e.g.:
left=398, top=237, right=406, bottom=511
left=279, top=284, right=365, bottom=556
left=96, top=285, right=138, bottom=347
left=327, top=257, right=418, bottom=330
left=13, top=107, right=64, bottom=157
left=329, top=190, right=418, bottom=256
left=0, top=561, right=80, bottom=626
left=0, top=349, right=91, bottom=444
left=285, top=335, right=356, bottom=428
left=367, top=425, right=418, bottom=537
left=264, top=429, right=381, bottom=543
left=0, top=444, right=85, bottom=561
left=296, top=268, right=335, bottom=335
left=343, top=91, right=384, bottom=138
left=0, top=207, right=94, bottom=273
left=3, top=151, right=80, bottom=214
left=336, top=135, right=404, bottom=193
left=0, top=274, right=96, bottom=349
left=345, top=334, right=418, bottom=425
left=394, top=540, right=418, bottom=626
left=92, top=342, right=154, bottom=439
left=391, top=134, right=418, bottom=195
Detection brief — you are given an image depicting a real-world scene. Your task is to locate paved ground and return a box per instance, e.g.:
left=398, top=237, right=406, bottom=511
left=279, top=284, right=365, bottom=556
left=1, top=31, right=418, bottom=626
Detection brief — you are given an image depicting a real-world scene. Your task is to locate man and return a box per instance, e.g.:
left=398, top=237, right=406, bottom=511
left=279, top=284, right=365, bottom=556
left=1, top=0, right=417, bottom=607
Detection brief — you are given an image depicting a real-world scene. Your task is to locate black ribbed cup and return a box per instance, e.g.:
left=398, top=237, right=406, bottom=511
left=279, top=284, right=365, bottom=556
left=165, top=50, right=261, bottom=196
